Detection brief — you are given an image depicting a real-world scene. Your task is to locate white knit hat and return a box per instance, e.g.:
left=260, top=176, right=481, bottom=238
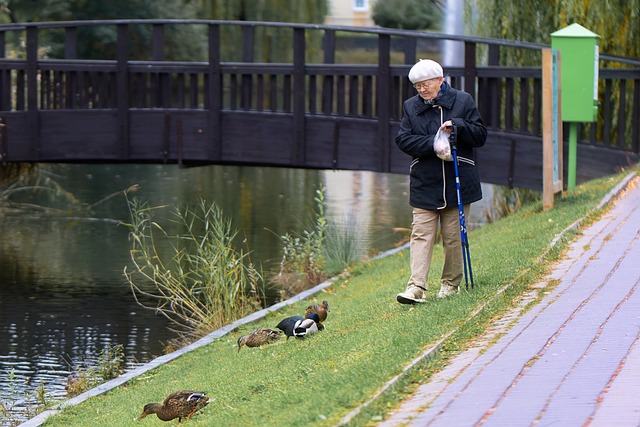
left=408, top=59, right=443, bottom=84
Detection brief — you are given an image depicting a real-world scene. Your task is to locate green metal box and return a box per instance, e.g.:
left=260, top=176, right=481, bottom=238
left=551, top=23, right=600, bottom=122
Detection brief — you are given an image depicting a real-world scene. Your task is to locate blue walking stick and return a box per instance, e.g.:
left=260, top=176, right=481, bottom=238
left=449, top=124, right=474, bottom=289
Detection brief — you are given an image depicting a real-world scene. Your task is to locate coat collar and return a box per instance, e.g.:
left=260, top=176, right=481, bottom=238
left=412, top=83, right=456, bottom=115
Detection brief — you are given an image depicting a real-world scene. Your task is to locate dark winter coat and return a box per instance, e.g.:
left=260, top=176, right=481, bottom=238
left=395, top=84, right=487, bottom=210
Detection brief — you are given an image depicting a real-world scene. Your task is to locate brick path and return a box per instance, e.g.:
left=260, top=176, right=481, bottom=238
left=379, top=175, right=640, bottom=427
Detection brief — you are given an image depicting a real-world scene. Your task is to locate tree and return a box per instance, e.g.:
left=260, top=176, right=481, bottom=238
left=469, top=0, right=640, bottom=150
left=372, top=0, right=443, bottom=31
left=196, top=0, right=328, bottom=62
left=2, top=0, right=330, bottom=62
left=471, top=0, right=640, bottom=59
left=1, top=0, right=205, bottom=60
left=198, top=0, right=327, bottom=23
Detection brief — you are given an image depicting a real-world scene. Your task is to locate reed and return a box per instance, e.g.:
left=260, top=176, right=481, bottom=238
left=323, top=214, right=366, bottom=274
left=123, top=197, right=263, bottom=339
left=0, top=369, right=47, bottom=426
left=64, top=344, right=125, bottom=398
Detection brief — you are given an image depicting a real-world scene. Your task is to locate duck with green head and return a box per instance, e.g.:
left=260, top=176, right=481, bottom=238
left=276, top=313, right=320, bottom=340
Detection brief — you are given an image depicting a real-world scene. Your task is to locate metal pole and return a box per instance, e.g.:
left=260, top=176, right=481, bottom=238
left=449, top=125, right=474, bottom=289
left=567, top=122, right=578, bottom=189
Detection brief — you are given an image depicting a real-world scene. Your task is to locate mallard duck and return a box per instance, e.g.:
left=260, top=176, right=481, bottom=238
left=305, top=300, right=330, bottom=330
left=237, top=327, right=281, bottom=352
left=305, top=300, right=329, bottom=322
left=276, top=312, right=322, bottom=340
left=293, top=312, right=320, bottom=338
left=275, top=315, right=304, bottom=341
left=137, top=390, right=210, bottom=422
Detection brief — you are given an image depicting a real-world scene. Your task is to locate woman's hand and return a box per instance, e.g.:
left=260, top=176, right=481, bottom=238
left=440, top=120, right=454, bottom=133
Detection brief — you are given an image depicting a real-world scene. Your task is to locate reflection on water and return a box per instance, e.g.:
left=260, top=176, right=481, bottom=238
left=0, top=217, right=175, bottom=421
left=0, top=164, right=490, bottom=422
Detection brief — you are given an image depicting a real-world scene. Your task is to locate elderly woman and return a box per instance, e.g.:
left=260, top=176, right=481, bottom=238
left=395, top=59, right=487, bottom=304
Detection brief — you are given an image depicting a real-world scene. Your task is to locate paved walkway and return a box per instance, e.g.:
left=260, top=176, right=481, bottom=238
left=379, top=174, right=640, bottom=427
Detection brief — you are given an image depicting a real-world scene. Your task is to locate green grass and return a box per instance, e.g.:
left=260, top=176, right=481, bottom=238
left=41, top=170, right=636, bottom=427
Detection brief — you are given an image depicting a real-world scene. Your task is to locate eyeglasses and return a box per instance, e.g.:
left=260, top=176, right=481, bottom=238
left=413, top=78, right=440, bottom=90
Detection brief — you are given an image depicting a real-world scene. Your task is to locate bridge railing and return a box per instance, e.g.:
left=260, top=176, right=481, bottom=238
left=0, top=20, right=638, bottom=189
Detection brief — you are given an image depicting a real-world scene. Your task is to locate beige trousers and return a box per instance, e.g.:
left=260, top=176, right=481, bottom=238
left=408, top=205, right=470, bottom=290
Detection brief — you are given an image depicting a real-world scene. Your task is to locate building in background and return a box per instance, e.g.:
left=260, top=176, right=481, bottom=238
left=325, top=0, right=377, bottom=27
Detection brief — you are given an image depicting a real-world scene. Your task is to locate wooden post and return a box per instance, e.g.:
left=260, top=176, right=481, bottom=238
left=64, top=27, right=77, bottom=59
left=116, top=23, right=129, bottom=159
left=486, top=44, right=500, bottom=127
left=322, top=29, right=335, bottom=115
left=0, top=31, right=5, bottom=111
left=377, top=33, right=390, bottom=172
left=241, top=26, right=254, bottom=110
left=0, top=117, right=6, bottom=161
left=26, top=25, right=39, bottom=158
left=402, top=37, right=416, bottom=100
left=292, top=27, right=306, bottom=165
left=556, top=51, right=563, bottom=193
left=152, top=24, right=168, bottom=108
left=463, top=41, right=476, bottom=99
left=208, top=24, right=222, bottom=161
left=542, top=48, right=563, bottom=210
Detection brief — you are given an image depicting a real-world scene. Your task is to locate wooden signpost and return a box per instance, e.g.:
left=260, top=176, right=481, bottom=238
left=542, top=48, right=563, bottom=210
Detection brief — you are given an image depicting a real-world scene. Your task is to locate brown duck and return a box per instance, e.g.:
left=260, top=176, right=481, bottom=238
left=305, top=300, right=329, bottom=330
left=137, top=390, right=210, bottom=422
left=237, top=327, right=281, bottom=352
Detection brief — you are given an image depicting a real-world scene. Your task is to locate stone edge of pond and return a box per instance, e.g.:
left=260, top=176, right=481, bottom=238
left=20, top=170, right=637, bottom=427
left=19, top=243, right=410, bottom=427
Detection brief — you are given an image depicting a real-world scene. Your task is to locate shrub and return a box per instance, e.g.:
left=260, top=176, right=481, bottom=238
left=271, top=185, right=327, bottom=297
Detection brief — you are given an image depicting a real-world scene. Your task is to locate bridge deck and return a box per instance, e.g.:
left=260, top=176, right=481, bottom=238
left=1, top=20, right=638, bottom=189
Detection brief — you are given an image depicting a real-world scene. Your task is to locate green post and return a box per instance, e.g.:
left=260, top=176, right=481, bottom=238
left=551, top=23, right=600, bottom=190
left=568, top=123, right=578, bottom=189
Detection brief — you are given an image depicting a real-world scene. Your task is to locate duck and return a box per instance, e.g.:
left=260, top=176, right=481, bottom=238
left=137, top=390, right=210, bottom=422
left=237, top=327, right=281, bottom=352
left=276, top=313, right=321, bottom=340
left=293, top=312, right=320, bottom=338
left=305, top=300, right=330, bottom=330
left=275, top=315, right=304, bottom=341
left=64, top=374, right=79, bottom=395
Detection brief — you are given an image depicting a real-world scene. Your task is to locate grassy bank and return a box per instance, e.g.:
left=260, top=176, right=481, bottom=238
left=41, top=170, right=636, bottom=427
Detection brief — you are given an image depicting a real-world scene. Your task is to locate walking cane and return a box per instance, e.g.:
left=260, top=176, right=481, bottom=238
left=448, top=124, right=474, bottom=289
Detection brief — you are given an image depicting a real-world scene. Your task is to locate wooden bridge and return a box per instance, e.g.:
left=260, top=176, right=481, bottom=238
left=0, top=19, right=638, bottom=190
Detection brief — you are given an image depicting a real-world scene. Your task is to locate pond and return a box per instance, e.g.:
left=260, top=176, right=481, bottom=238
left=0, top=163, right=494, bottom=424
